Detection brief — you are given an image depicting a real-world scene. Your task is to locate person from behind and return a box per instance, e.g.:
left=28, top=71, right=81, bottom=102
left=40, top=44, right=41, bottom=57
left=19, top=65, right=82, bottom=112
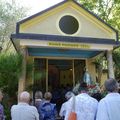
left=65, top=82, right=98, bottom=120
left=59, top=91, right=74, bottom=119
left=38, top=92, right=57, bottom=120
left=0, top=91, right=5, bottom=120
left=96, top=78, right=120, bottom=120
left=34, top=91, right=43, bottom=109
left=11, top=91, right=39, bottom=120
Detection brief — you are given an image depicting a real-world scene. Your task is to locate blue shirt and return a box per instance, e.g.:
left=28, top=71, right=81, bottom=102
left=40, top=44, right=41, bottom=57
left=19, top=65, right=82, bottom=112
left=38, top=101, right=57, bottom=120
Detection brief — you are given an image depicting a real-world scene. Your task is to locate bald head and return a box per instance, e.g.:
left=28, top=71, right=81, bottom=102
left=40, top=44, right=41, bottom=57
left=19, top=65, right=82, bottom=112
left=104, top=78, right=119, bottom=92
left=19, top=91, right=30, bottom=103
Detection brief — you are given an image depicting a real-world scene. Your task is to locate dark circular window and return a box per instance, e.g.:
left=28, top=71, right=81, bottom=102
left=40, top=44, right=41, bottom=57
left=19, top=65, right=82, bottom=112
left=59, top=15, right=79, bottom=34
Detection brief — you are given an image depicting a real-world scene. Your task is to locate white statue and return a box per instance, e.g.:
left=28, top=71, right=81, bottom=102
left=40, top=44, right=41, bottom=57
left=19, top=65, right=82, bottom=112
left=83, top=69, right=92, bottom=86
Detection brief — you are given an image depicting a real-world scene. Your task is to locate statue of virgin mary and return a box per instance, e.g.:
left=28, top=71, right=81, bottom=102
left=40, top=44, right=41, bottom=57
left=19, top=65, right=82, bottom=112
left=83, top=68, right=92, bottom=86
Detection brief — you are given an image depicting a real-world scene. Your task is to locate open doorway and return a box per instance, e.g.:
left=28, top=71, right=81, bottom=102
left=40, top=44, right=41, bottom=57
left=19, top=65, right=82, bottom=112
left=33, top=58, right=85, bottom=92
left=48, top=59, right=73, bottom=91
left=33, top=58, right=85, bottom=111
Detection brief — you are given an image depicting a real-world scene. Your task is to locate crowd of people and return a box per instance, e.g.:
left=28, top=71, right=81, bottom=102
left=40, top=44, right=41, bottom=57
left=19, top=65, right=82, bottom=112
left=0, top=78, right=120, bottom=120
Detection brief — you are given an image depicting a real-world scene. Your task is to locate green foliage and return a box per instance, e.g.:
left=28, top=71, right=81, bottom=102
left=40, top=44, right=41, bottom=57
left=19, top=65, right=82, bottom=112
left=77, top=0, right=120, bottom=36
left=0, top=0, right=27, bottom=52
left=0, top=53, right=23, bottom=119
left=76, top=0, right=98, bottom=11
left=113, top=48, right=120, bottom=79
left=34, top=71, right=46, bottom=81
left=0, top=53, right=22, bottom=97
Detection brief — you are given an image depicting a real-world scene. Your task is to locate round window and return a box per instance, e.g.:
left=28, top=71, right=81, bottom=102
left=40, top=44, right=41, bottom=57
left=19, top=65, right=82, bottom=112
left=59, top=15, right=79, bottom=35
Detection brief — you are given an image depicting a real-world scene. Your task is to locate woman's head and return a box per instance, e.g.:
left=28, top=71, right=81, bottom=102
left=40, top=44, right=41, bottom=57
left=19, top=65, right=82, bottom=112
left=44, top=92, right=52, bottom=101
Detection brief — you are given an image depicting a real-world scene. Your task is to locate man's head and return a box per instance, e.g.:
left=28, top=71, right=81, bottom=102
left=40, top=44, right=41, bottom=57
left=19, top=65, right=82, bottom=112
left=19, top=91, right=30, bottom=103
left=78, top=82, right=88, bottom=93
left=104, top=78, right=119, bottom=92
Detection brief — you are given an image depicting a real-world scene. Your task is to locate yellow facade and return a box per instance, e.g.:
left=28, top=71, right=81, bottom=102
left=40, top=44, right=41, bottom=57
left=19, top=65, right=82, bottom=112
left=11, top=0, right=118, bottom=93
left=20, top=2, right=116, bottom=40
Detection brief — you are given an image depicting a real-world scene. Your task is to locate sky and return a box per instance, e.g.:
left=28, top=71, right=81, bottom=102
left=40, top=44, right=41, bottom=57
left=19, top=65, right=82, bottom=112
left=18, top=0, right=64, bottom=15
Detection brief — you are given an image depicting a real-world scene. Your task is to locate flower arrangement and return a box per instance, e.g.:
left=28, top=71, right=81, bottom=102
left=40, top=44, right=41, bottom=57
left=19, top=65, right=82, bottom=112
left=73, top=82, right=101, bottom=95
left=88, top=83, right=101, bottom=95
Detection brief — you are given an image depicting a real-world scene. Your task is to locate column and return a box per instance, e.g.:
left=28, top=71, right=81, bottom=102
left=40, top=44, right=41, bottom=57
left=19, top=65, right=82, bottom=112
left=107, top=50, right=115, bottom=79
left=46, top=59, right=48, bottom=92
left=18, top=46, right=27, bottom=96
left=72, top=59, right=75, bottom=87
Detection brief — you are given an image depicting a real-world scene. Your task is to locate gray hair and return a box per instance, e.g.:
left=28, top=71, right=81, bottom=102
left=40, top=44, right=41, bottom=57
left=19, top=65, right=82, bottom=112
left=104, top=78, right=119, bottom=92
left=19, top=91, right=30, bottom=103
left=35, top=91, right=43, bottom=99
left=65, top=91, right=74, bottom=100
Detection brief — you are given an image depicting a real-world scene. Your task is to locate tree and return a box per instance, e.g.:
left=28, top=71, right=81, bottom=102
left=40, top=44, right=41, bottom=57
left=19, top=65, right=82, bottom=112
left=113, top=48, right=120, bottom=79
left=0, top=53, right=22, bottom=96
left=76, top=0, right=98, bottom=11
left=77, top=0, right=120, bottom=34
left=77, top=0, right=120, bottom=80
left=0, top=1, right=28, bottom=119
left=0, top=0, right=27, bottom=52
left=0, top=53, right=22, bottom=120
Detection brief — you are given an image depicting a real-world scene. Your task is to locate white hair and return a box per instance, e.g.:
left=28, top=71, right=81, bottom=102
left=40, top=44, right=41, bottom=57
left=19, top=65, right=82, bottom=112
left=19, top=91, right=30, bottom=103
left=65, top=91, right=74, bottom=100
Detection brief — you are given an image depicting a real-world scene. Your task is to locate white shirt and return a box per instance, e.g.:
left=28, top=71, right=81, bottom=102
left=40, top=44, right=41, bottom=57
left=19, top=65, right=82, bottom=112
left=59, top=101, right=68, bottom=117
left=11, top=102, right=39, bottom=120
left=65, top=93, right=98, bottom=120
left=96, top=93, right=120, bottom=120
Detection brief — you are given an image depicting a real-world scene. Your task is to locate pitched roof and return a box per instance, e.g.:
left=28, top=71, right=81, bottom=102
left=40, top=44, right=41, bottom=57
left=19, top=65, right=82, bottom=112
left=17, top=0, right=118, bottom=34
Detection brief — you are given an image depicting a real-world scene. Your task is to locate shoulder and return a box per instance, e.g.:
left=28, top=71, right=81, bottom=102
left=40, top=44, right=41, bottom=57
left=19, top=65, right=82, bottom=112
left=29, top=105, right=38, bottom=111
left=11, top=105, right=18, bottom=112
left=86, top=96, right=98, bottom=107
left=11, top=105, right=17, bottom=109
left=90, top=96, right=98, bottom=103
left=50, top=103, right=56, bottom=106
left=99, top=97, right=106, bottom=104
left=49, top=103, right=56, bottom=110
left=24, top=105, right=39, bottom=114
left=62, top=101, right=67, bottom=107
left=40, top=102, right=56, bottom=109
